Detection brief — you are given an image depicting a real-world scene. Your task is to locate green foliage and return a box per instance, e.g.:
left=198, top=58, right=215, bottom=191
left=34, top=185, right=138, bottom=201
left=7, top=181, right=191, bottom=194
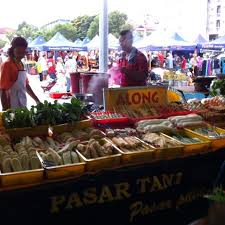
left=72, top=15, right=96, bottom=40
left=0, top=39, right=7, bottom=48
left=9, top=11, right=131, bottom=43
left=207, top=186, right=225, bottom=203
left=2, top=98, right=86, bottom=129
left=87, top=16, right=99, bottom=39
left=210, top=78, right=225, bottom=97
left=87, top=11, right=133, bottom=39
left=16, top=21, right=38, bottom=39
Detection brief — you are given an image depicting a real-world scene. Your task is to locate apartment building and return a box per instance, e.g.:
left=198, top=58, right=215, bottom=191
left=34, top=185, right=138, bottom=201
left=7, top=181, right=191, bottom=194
left=207, top=0, right=225, bottom=40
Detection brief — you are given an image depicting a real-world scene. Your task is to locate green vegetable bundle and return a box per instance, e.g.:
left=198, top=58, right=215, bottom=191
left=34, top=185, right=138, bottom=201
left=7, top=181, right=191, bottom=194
left=2, top=98, right=86, bottom=129
left=211, top=78, right=225, bottom=97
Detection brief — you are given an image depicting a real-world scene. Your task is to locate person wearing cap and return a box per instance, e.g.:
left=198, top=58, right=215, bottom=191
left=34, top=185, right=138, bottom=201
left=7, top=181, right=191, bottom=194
left=0, top=37, right=40, bottom=110
left=118, top=30, right=148, bottom=87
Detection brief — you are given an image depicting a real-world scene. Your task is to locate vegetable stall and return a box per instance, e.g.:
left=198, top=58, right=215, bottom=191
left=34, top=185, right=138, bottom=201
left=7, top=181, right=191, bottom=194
left=0, top=86, right=225, bottom=225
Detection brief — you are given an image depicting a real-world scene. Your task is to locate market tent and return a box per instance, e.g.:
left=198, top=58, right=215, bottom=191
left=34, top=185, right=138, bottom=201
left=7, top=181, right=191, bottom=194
left=108, top=33, right=119, bottom=49
left=29, top=36, right=46, bottom=49
left=165, top=32, right=197, bottom=51
left=134, top=31, right=169, bottom=51
left=27, top=37, right=33, bottom=44
left=85, top=35, right=100, bottom=50
left=194, top=34, right=207, bottom=44
left=74, top=38, right=87, bottom=51
left=202, top=34, right=225, bottom=50
left=74, top=38, right=83, bottom=46
left=82, top=37, right=91, bottom=45
left=41, top=32, right=83, bottom=51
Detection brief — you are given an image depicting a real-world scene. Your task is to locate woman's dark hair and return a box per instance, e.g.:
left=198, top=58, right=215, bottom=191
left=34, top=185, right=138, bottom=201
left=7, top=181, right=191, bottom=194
left=8, top=37, right=28, bottom=58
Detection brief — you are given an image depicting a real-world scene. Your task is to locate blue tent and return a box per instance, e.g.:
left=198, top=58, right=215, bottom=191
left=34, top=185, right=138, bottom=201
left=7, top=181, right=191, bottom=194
left=82, top=37, right=90, bottom=45
left=74, top=38, right=87, bottom=51
left=194, top=34, right=207, bottom=44
left=134, top=31, right=196, bottom=51
left=203, top=35, right=225, bottom=50
left=29, top=36, right=46, bottom=49
left=41, top=32, right=84, bottom=51
left=166, top=32, right=196, bottom=51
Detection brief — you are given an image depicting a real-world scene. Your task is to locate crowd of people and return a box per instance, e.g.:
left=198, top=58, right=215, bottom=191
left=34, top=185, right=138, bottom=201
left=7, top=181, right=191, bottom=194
left=148, top=51, right=225, bottom=82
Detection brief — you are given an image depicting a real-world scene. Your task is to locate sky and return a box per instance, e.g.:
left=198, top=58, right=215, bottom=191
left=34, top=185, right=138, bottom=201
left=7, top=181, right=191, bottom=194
left=0, top=0, right=207, bottom=41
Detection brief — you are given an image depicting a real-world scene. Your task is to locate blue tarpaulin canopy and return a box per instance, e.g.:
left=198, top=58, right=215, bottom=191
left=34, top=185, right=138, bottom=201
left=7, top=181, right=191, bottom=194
left=41, top=32, right=84, bottom=51
left=134, top=31, right=196, bottom=51
left=28, top=36, right=46, bottom=49
left=194, top=34, right=207, bottom=44
left=203, top=34, right=225, bottom=50
left=74, top=38, right=87, bottom=51
left=82, top=37, right=91, bottom=46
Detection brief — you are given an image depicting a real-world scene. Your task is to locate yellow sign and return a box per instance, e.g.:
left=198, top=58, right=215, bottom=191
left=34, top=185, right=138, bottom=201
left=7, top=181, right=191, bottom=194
left=103, top=86, right=167, bottom=110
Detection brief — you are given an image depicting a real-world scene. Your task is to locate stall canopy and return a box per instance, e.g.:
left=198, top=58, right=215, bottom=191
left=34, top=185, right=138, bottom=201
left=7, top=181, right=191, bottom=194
left=74, top=38, right=87, bottom=51
left=166, top=32, right=197, bottom=51
left=135, top=32, right=196, bottom=51
left=194, top=34, right=207, bottom=44
left=41, top=32, right=84, bottom=51
left=85, top=35, right=99, bottom=50
left=108, top=33, right=119, bottom=49
left=82, top=37, right=91, bottom=46
left=203, top=34, right=225, bottom=50
left=28, top=36, right=46, bottom=49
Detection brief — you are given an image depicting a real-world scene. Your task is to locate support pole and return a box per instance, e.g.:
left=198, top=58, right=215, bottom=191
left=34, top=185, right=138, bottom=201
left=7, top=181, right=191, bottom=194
left=99, top=0, right=108, bottom=73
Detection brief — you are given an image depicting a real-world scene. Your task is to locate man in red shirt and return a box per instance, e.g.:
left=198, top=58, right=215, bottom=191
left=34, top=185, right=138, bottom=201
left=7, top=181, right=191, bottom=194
left=47, top=55, right=56, bottom=79
left=118, top=30, right=148, bottom=87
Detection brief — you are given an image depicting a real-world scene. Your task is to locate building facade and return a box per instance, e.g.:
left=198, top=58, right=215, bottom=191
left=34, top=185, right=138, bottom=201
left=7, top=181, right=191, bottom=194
left=207, top=0, right=225, bottom=40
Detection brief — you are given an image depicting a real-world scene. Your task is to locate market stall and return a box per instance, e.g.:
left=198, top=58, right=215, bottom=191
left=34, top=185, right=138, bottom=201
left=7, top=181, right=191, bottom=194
left=0, top=86, right=225, bottom=225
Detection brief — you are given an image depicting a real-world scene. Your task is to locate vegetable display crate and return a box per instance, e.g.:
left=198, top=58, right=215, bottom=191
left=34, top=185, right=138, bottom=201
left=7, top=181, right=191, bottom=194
left=107, top=137, right=155, bottom=165
left=0, top=168, right=44, bottom=187
left=5, top=120, right=92, bottom=139
left=51, top=119, right=92, bottom=134
left=145, top=135, right=184, bottom=160
left=37, top=150, right=86, bottom=180
left=161, top=129, right=211, bottom=156
left=5, top=125, right=49, bottom=138
left=185, top=125, right=225, bottom=151
left=76, top=139, right=121, bottom=172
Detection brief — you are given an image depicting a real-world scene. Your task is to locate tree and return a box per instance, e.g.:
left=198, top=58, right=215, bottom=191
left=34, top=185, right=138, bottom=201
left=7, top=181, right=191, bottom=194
left=72, top=15, right=96, bottom=40
left=16, top=21, right=38, bottom=39
left=87, top=11, right=133, bottom=39
left=0, top=39, right=7, bottom=49
left=6, top=32, right=16, bottom=42
left=87, top=16, right=99, bottom=39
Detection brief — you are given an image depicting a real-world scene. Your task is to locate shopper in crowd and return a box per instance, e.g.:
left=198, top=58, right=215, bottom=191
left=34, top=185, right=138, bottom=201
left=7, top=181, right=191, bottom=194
left=0, top=37, right=40, bottom=110
left=118, top=29, right=148, bottom=87
left=64, top=53, right=77, bottom=92
left=47, top=54, right=56, bottom=80
left=190, top=53, right=199, bottom=76
left=166, top=53, right=174, bottom=69
left=212, top=57, right=221, bottom=76
left=56, top=57, right=65, bottom=76
left=181, top=55, right=187, bottom=72
left=38, top=53, right=48, bottom=80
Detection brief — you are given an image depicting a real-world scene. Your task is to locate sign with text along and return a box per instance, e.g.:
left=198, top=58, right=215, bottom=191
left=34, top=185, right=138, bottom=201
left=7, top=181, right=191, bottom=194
left=103, top=86, right=167, bottom=111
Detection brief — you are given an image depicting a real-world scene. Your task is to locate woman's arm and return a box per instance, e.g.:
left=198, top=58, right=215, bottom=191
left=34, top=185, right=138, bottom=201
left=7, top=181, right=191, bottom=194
left=26, top=84, right=40, bottom=104
left=1, top=89, right=10, bottom=111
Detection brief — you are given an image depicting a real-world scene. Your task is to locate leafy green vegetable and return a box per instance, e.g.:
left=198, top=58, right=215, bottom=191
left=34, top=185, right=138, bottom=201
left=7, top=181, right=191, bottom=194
left=210, top=78, right=225, bottom=97
left=206, top=186, right=225, bottom=203
left=2, top=98, right=86, bottom=129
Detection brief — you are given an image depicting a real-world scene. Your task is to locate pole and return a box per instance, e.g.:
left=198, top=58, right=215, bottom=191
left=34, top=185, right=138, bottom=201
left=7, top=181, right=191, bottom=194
left=99, top=0, right=108, bottom=73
